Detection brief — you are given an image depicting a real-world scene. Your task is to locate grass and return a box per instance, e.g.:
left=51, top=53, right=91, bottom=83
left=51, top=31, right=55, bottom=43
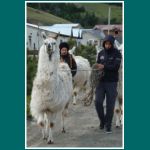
left=27, top=7, right=71, bottom=25
left=27, top=95, right=31, bottom=118
left=75, top=3, right=122, bottom=24
left=27, top=4, right=122, bottom=25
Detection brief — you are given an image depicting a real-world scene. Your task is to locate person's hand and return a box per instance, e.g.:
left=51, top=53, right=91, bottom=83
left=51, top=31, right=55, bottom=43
left=97, top=64, right=104, bottom=70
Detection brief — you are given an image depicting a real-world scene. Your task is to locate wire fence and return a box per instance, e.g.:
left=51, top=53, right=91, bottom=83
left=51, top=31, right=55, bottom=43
left=60, top=69, right=100, bottom=71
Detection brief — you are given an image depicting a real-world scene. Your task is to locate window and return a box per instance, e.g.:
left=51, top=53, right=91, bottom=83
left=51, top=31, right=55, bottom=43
left=60, top=39, right=63, bottom=43
left=28, top=33, right=32, bottom=47
left=34, top=43, right=36, bottom=50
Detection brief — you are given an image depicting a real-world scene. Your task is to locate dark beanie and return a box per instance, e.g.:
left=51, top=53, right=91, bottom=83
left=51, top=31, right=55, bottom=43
left=59, top=42, right=69, bottom=51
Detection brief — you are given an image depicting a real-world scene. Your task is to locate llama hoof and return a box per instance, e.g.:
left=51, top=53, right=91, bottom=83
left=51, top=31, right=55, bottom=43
left=47, top=140, right=54, bottom=144
left=73, top=102, right=76, bottom=105
left=62, top=129, right=66, bottom=133
left=116, top=125, right=120, bottom=128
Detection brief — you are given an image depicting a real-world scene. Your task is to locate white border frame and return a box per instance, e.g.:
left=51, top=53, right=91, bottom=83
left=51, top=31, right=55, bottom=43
left=25, top=1, right=124, bottom=149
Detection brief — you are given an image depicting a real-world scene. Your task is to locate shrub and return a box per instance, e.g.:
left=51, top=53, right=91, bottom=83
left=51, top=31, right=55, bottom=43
left=27, top=95, right=31, bottom=118
left=75, top=44, right=97, bottom=66
left=27, top=56, right=38, bottom=118
left=27, top=56, right=38, bottom=96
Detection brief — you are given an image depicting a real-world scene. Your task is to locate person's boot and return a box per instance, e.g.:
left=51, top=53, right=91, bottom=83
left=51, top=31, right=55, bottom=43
left=99, top=121, right=105, bottom=130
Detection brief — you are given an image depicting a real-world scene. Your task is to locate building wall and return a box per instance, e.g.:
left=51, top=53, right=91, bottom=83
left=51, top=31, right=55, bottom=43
left=26, top=25, right=104, bottom=51
left=81, top=32, right=101, bottom=47
left=103, top=30, right=122, bottom=43
left=27, top=25, right=74, bottom=51
left=27, top=26, right=40, bottom=50
left=27, top=26, right=55, bottom=50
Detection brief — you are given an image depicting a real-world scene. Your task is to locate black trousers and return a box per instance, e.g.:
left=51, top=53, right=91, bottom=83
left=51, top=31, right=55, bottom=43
left=95, top=81, right=117, bottom=129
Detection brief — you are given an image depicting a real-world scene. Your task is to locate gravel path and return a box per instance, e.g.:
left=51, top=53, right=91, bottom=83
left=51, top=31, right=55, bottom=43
left=26, top=101, right=123, bottom=148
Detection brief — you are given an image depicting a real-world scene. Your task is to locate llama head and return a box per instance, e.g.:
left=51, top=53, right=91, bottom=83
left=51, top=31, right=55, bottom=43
left=44, top=38, right=57, bottom=58
left=43, top=37, right=60, bottom=68
left=38, top=36, right=60, bottom=74
left=41, top=32, right=57, bottom=58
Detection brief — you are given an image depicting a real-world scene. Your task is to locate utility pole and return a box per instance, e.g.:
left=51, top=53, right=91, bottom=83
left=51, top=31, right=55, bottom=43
left=108, top=7, right=111, bottom=35
left=38, top=23, right=39, bottom=51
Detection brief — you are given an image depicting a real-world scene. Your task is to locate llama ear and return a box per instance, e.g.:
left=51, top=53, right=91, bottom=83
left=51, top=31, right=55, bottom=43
left=69, top=46, right=76, bottom=55
left=41, top=31, right=47, bottom=40
left=55, top=32, right=60, bottom=40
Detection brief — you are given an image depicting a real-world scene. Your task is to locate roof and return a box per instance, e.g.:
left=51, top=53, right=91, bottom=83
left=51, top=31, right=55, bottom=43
left=27, top=23, right=104, bottom=39
left=27, top=23, right=38, bottom=28
left=40, top=26, right=82, bottom=38
left=51, top=24, right=81, bottom=28
left=94, top=25, right=122, bottom=31
left=27, top=23, right=82, bottom=38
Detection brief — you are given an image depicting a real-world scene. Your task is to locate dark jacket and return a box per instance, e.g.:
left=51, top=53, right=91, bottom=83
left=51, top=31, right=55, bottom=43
left=61, top=54, right=77, bottom=77
left=97, top=35, right=122, bottom=82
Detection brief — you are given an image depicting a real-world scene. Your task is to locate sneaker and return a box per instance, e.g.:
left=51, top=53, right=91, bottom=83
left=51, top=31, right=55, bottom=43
left=105, top=128, right=112, bottom=134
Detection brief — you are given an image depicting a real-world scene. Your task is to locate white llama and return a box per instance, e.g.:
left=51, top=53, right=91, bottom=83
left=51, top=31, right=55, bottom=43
left=115, top=51, right=123, bottom=128
left=30, top=36, right=73, bottom=144
left=69, top=47, right=91, bottom=105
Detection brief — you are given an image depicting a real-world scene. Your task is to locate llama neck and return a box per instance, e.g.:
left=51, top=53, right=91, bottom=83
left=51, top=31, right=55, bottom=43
left=50, top=45, right=60, bottom=76
left=37, top=44, right=60, bottom=86
left=50, top=53, right=60, bottom=81
left=37, top=45, right=50, bottom=74
left=49, top=63, right=58, bottom=78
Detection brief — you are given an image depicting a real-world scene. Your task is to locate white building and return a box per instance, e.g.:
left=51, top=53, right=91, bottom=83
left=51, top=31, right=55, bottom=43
left=26, top=23, right=58, bottom=50
left=80, top=29, right=105, bottom=47
left=26, top=23, right=105, bottom=51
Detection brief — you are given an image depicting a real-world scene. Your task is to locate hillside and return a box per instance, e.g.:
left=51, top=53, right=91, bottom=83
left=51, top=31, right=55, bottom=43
left=27, top=7, right=71, bottom=25
left=27, top=3, right=122, bottom=27
left=75, top=3, right=122, bottom=24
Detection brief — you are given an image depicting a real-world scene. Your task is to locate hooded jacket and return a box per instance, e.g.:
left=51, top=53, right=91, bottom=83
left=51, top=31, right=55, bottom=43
left=97, top=35, right=122, bottom=82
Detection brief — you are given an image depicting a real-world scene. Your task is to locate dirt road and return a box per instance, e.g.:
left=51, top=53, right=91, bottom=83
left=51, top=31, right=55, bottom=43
left=27, top=101, right=123, bottom=148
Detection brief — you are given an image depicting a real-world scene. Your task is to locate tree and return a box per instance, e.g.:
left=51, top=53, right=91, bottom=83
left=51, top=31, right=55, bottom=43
left=75, top=44, right=96, bottom=66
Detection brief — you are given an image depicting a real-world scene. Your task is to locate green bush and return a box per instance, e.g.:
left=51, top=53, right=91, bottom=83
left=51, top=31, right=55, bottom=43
left=27, top=57, right=38, bottom=96
left=27, top=95, right=31, bottom=118
left=65, top=39, right=97, bottom=65
left=27, top=56, right=38, bottom=118
left=68, top=38, right=77, bottom=49
left=75, top=44, right=97, bottom=66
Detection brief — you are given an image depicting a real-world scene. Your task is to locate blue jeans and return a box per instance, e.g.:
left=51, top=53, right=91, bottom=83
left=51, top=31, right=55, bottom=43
left=95, top=82, right=117, bottom=129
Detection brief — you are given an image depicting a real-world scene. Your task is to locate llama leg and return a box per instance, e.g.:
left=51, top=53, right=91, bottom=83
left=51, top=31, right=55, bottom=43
left=43, top=113, right=49, bottom=140
left=115, top=99, right=121, bottom=128
left=119, top=97, right=123, bottom=126
left=73, top=91, right=77, bottom=105
left=115, top=109, right=121, bottom=128
left=37, top=113, right=47, bottom=139
left=47, top=113, right=56, bottom=144
left=63, top=102, right=69, bottom=117
left=47, top=124, right=54, bottom=144
left=120, top=106, right=123, bottom=125
left=61, top=112, right=65, bottom=133
left=120, top=114, right=123, bottom=125
left=61, top=109, right=67, bottom=133
left=61, top=102, right=70, bottom=132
